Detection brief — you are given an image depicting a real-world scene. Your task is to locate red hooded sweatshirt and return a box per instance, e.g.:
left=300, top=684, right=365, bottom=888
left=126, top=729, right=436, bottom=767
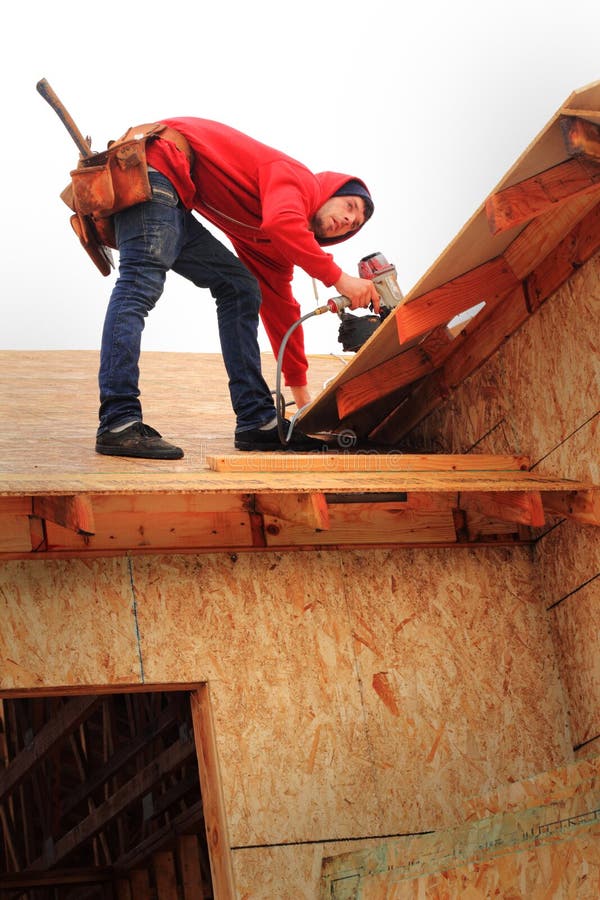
left=144, top=117, right=371, bottom=387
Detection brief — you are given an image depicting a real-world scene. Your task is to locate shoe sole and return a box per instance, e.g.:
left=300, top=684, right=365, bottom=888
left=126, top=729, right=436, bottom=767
left=96, top=445, right=184, bottom=460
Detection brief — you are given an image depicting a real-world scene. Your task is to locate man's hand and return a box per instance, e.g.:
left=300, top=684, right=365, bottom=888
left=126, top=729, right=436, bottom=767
left=335, top=272, right=380, bottom=314
left=290, top=385, right=311, bottom=409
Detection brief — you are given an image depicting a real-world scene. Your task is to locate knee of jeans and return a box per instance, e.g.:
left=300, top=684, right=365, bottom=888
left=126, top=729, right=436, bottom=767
left=214, top=269, right=262, bottom=312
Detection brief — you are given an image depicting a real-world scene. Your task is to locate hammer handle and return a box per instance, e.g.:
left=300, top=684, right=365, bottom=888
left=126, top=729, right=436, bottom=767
left=36, top=77, right=93, bottom=159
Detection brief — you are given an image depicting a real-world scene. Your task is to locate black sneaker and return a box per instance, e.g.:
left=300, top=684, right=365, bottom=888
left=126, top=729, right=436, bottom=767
left=96, top=422, right=184, bottom=459
left=234, top=420, right=329, bottom=452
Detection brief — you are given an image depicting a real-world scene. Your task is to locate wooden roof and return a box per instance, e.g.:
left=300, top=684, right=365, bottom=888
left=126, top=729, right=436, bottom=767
left=297, top=78, right=600, bottom=442
left=0, top=351, right=596, bottom=559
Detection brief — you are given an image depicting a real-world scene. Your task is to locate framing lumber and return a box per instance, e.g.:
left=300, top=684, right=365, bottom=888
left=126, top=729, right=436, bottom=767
left=207, top=453, right=530, bottom=474
left=460, top=491, right=546, bottom=527
left=31, top=495, right=95, bottom=535
left=525, top=199, right=600, bottom=308
left=114, top=802, right=203, bottom=872
left=255, top=492, right=330, bottom=529
left=25, top=737, right=196, bottom=871
left=190, top=687, right=236, bottom=900
left=395, top=256, right=519, bottom=343
left=541, top=489, right=600, bottom=526
left=485, top=157, right=600, bottom=235
left=0, top=696, right=102, bottom=803
left=61, top=700, right=181, bottom=818
left=335, top=325, right=455, bottom=420
left=560, top=115, right=600, bottom=162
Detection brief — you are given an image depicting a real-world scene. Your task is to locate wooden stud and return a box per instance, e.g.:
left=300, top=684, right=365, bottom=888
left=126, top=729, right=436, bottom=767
left=460, top=491, right=546, bottom=527
left=129, top=869, right=152, bottom=899
left=503, top=191, right=600, bottom=279
left=32, top=495, right=95, bottom=535
left=525, top=200, right=600, bottom=309
left=541, top=489, right=600, bottom=526
left=153, top=850, right=178, bottom=899
left=560, top=115, right=600, bottom=162
left=25, top=739, right=196, bottom=871
left=561, top=106, right=600, bottom=125
left=443, top=285, right=529, bottom=389
left=395, top=256, right=519, bottom=344
left=177, top=834, right=209, bottom=900
left=190, top=687, right=236, bottom=900
left=263, top=500, right=458, bottom=547
left=0, top=696, right=102, bottom=804
left=256, top=492, right=330, bottom=530
left=116, top=879, right=133, bottom=900
left=485, top=157, right=600, bottom=235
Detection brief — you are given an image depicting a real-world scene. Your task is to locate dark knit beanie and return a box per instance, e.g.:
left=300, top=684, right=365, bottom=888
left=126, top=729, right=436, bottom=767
left=333, top=180, right=374, bottom=220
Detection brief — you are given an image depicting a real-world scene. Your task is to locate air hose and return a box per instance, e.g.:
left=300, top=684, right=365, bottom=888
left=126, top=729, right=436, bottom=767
left=275, top=297, right=351, bottom=445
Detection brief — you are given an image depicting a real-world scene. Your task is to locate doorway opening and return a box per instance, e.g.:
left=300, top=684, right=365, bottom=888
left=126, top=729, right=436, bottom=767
left=0, top=689, right=217, bottom=898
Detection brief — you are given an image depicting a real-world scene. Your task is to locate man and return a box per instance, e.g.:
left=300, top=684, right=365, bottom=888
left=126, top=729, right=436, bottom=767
left=95, top=117, right=379, bottom=459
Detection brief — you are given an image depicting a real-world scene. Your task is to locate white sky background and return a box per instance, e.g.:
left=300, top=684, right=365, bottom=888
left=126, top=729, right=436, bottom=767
left=3, top=0, right=600, bottom=360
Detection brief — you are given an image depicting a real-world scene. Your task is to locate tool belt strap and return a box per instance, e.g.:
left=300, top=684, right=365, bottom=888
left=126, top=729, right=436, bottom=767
left=112, top=122, right=194, bottom=166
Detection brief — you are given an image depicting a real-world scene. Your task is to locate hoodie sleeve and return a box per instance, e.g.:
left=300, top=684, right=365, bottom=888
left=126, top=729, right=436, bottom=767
left=257, top=160, right=343, bottom=287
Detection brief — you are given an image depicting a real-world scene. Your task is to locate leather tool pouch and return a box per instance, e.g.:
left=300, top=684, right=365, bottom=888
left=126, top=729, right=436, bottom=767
left=61, top=124, right=172, bottom=276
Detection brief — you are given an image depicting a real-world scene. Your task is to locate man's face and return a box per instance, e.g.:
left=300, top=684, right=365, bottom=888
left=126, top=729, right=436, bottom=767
left=311, top=195, right=367, bottom=240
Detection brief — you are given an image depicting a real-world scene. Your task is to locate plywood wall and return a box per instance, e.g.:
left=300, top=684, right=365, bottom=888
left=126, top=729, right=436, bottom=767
left=408, top=251, right=600, bottom=763
left=0, top=545, right=572, bottom=897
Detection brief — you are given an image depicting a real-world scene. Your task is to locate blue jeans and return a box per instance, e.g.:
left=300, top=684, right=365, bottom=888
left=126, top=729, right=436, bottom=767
left=98, top=172, right=277, bottom=435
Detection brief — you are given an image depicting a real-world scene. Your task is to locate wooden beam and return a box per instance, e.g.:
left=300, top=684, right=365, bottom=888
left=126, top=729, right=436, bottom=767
left=485, top=157, right=600, bottom=235
left=368, top=371, right=448, bottom=444
left=460, top=491, right=545, bottom=527
left=115, top=802, right=203, bottom=872
left=503, top=191, right=600, bottom=279
left=153, top=850, right=178, bottom=899
left=0, top=867, right=115, bottom=889
left=62, top=699, right=181, bottom=817
left=177, top=835, right=209, bottom=900
left=561, top=107, right=600, bottom=126
left=190, top=686, right=236, bottom=900
left=32, top=495, right=95, bottom=535
left=541, top=489, right=600, bottom=526
left=395, top=256, right=519, bottom=344
left=263, top=499, right=458, bottom=546
left=335, top=344, right=435, bottom=419
left=0, top=696, right=101, bottom=803
left=443, top=284, right=529, bottom=389
left=560, top=115, right=600, bottom=162
left=525, top=200, right=600, bottom=309
left=207, top=453, right=530, bottom=473
left=334, top=323, right=455, bottom=421
left=26, top=737, right=196, bottom=871
left=129, top=870, right=152, bottom=899
left=256, top=492, right=330, bottom=530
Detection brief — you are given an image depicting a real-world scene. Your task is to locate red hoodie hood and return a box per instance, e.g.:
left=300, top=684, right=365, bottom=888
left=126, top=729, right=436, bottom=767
left=313, top=172, right=374, bottom=246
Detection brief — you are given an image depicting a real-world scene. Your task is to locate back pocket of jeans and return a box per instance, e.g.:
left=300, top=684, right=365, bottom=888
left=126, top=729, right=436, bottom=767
left=151, top=181, right=180, bottom=207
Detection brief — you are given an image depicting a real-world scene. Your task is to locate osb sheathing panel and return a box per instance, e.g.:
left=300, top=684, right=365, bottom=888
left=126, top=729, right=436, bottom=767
left=231, top=840, right=380, bottom=900
left=319, top=758, right=600, bottom=898
left=335, top=549, right=572, bottom=827
left=129, top=548, right=572, bottom=845
left=358, top=829, right=600, bottom=899
left=0, top=558, right=142, bottom=689
left=0, top=549, right=575, bottom=898
left=461, top=753, right=599, bottom=821
left=549, top=580, right=600, bottom=748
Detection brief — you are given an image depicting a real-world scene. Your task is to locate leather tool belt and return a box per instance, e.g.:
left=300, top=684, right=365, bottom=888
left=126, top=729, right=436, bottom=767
left=61, top=123, right=193, bottom=276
